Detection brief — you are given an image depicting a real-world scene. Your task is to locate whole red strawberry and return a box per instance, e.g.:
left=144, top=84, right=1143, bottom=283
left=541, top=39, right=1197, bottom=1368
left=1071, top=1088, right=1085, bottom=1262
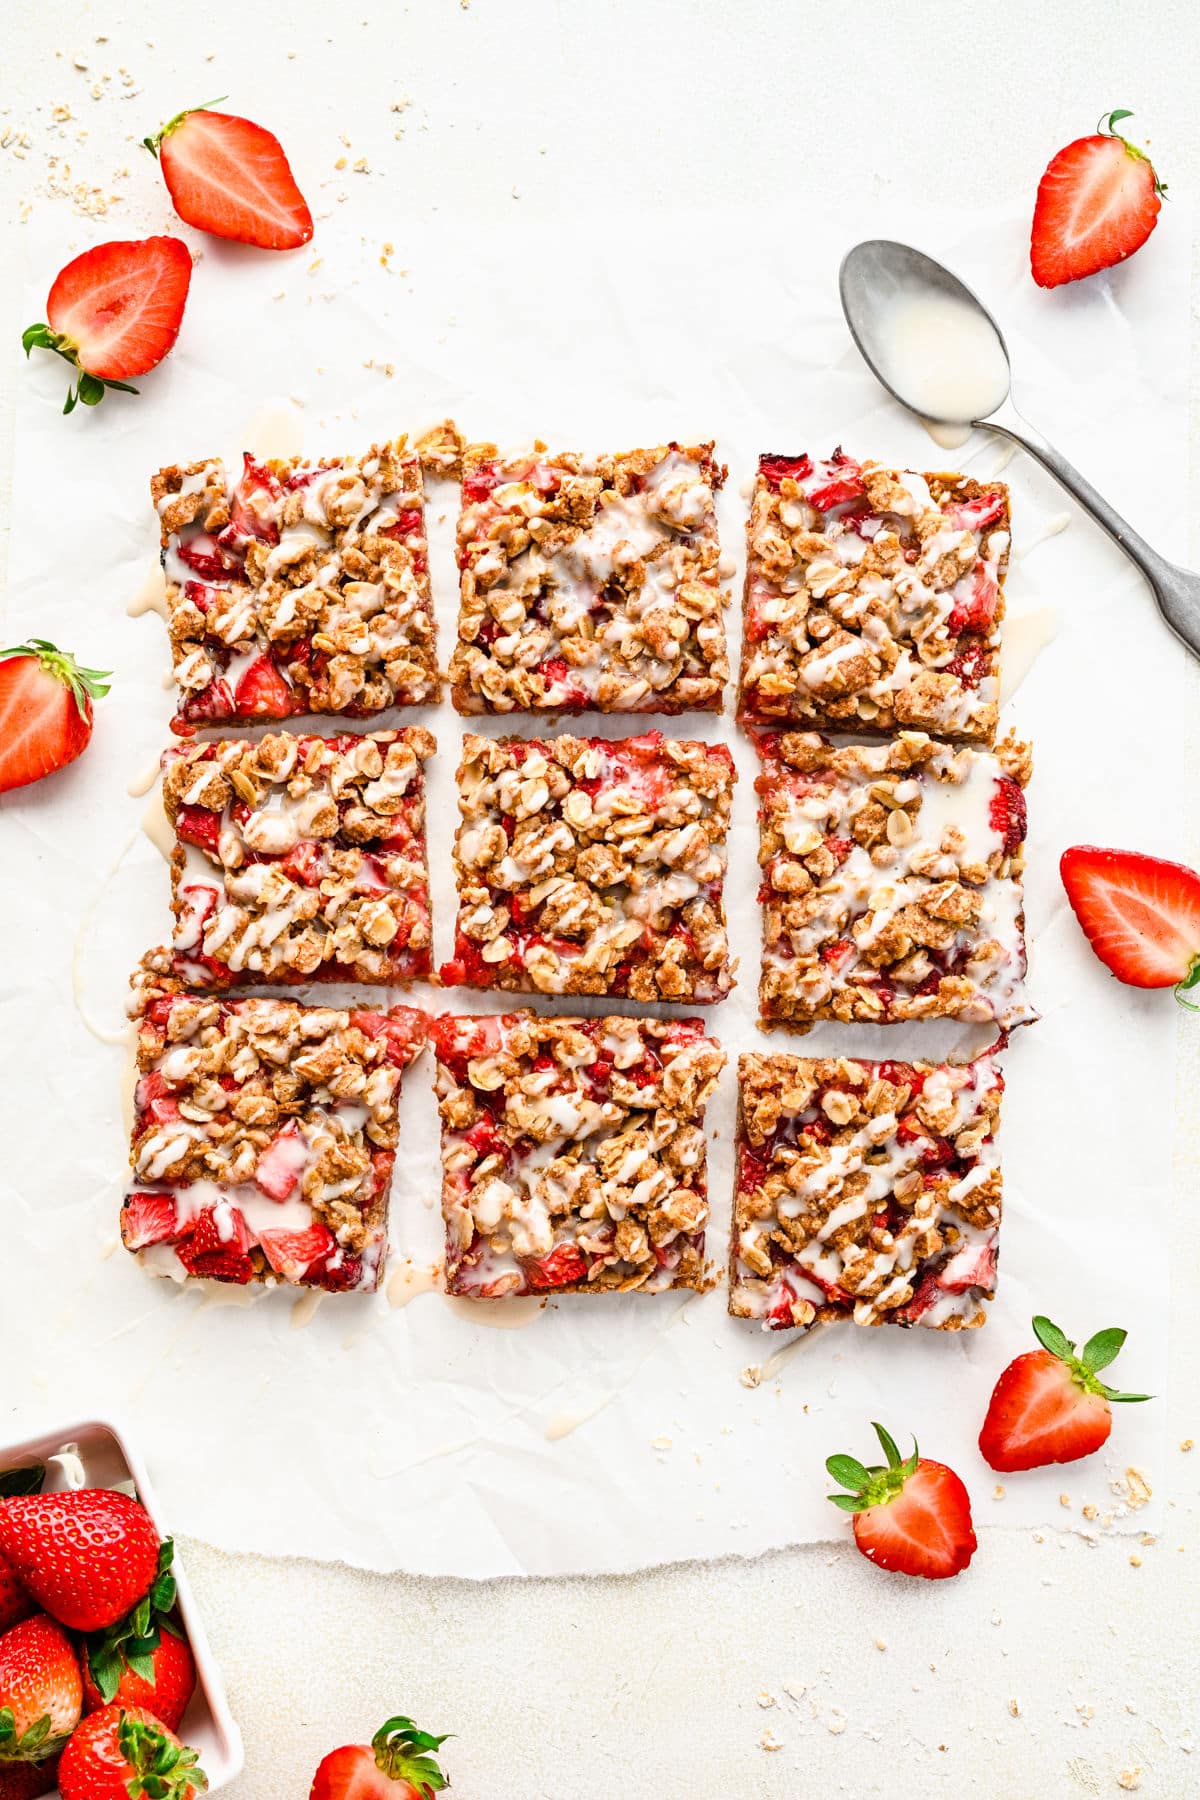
left=979, top=1315, right=1150, bottom=1472
left=826, top=1423, right=977, bottom=1580
left=83, top=1626, right=195, bottom=1734
left=0, top=1492, right=161, bottom=1634
left=1031, top=110, right=1165, bottom=289
left=0, top=1559, right=34, bottom=1638
left=145, top=101, right=313, bottom=250
left=22, top=236, right=192, bottom=413
left=0, top=1615, right=82, bottom=1762
left=57, top=1705, right=206, bottom=1800
left=0, top=1755, right=60, bottom=1799
left=310, top=1715, right=452, bottom=1800
left=0, top=641, right=110, bottom=796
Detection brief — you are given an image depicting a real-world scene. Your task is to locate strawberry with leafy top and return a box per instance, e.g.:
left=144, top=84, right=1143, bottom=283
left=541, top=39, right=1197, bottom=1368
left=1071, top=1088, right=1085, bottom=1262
left=0, top=1615, right=82, bottom=1763
left=22, top=237, right=192, bottom=414
left=826, top=1423, right=977, bottom=1581
left=979, top=1315, right=1150, bottom=1473
left=57, top=1705, right=206, bottom=1800
left=144, top=101, right=313, bottom=250
left=0, top=641, right=110, bottom=796
left=310, top=1715, right=451, bottom=1800
left=0, top=1492, right=162, bottom=1635
left=81, top=1539, right=192, bottom=1732
left=0, top=1755, right=60, bottom=1798
left=0, top=1562, right=33, bottom=1640
left=1060, top=845, right=1200, bottom=1004
left=1031, top=110, right=1165, bottom=289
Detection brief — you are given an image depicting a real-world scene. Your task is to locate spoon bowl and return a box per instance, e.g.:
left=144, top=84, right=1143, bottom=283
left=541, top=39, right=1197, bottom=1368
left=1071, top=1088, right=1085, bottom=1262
left=839, top=240, right=1012, bottom=426
left=837, top=237, right=1200, bottom=660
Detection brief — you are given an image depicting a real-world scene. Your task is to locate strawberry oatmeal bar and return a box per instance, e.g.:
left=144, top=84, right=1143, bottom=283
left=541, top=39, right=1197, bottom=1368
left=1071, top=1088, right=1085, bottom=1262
left=151, top=439, right=438, bottom=734
left=730, top=1050, right=1002, bottom=1331
left=756, top=729, right=1032, bottom=1029
left=739, top=452, right=1010, bottom=743
left=440, top=730, right=735, bottom=1002
left=450, top=441, right=730, bottom=714
left=432, top=1012, right=725, bottom=1296
left=122, top=952, right=426, bottom=1291
left=159, top=728, right=434, bottom=988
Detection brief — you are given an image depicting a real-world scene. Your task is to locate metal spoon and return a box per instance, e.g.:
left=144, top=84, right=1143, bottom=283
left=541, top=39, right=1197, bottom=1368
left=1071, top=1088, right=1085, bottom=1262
left=839, top=238, right=1200, bottom=659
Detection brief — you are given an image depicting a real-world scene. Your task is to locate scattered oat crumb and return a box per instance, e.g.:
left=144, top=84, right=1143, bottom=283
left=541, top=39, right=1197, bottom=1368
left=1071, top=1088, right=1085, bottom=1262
left=650, top=1435, right=673, bottom=1451
left=740, top=1366, right=762, bottom=1390
left=781, top=1681, right=806, bottom=1704
left=1129, top=1554, right=1142, bottom=1568
left=334, top=155, right=347, bottom=170
left=1083, top=1503, right=1099, bottom=1520
left=1123, top=1467, right=1153, bottom=1508
left=1117, top=1769, right=1142, bottom=1791
left=874, top=1637, right=886, bottom=1652
left=759, top=1730, right=782, bottom=1753
left=1060, top=1493, right=1072, bottom=1509
left=827, top=1712, right=846, bottom=1736
left=1008, top=1699, right=1020, bottom=1717
left=756, top=1692, right=775, bottom=1710
left=993, top=1484, right=1006, bottom=1500
left=1181, top=1439, right=1194, bottom=1452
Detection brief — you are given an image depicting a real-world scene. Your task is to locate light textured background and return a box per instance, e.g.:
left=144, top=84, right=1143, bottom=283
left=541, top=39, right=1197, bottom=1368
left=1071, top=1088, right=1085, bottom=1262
left=2, top=2, right=1198, bottom=1795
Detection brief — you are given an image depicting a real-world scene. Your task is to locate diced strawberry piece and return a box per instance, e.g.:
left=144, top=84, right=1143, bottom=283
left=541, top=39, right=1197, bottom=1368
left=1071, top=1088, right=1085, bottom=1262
left=281, top=840, right=327, bottom=886
left=524, top=1243, right=588, bottom=1289
left=351, top=1006, right=427, bottom=1068
left=176, top=1204, right=255, bottom=1282
left=180, top=677, right=235, bottom=724
left=175, top=803, right=221, bottom=853
left=176, top=533, right=236, bottom=581
left=463, top=463, right=499, bottom=503
left=819, top=937, right=855, bottom=967
left=258, top=1221, right=336, bottom=1279
left=825, top=836, right=854, bottom=866
left=937, top=1240, right=997, bottom=1294
left=254, top=1121, right=307, bottom=1202
left=758, top=454, right=812, bottom=492
left=317, top=1251, right=365, bottom=1292
left=988, top=776, right=1027, bottom=856
left=121, top=1191, right=179, bottom=1250
left=942, top=642, right=990, bottom=689
left=381, top=508, right=423, bottom=539
left=226, top=454, right=283, bottom=544
left=233, top=654, right=293, bottom=718
left=945, top=564, right=999, bottom=636
left=804, top=449, right=864, bottom=511
left=175, top=882, right=219, bottom=956
left=946, top=491, right=1006, bottom=533
left=183, top=579, right=219, bottom=613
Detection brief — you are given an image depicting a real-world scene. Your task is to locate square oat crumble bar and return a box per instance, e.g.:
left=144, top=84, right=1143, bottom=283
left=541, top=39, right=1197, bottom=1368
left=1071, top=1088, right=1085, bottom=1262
left=151, top=440, right=439, bottom=734
left=738, top=452, right=1010, bottom=743
left=450, top=442, right=730, bottom=714
left=122, top=952, right=426, bottom=1292
left=756, top=730, right=1032, bottom=1030
left=730, top=1050, right=1002, bottom=1331
left=432, top=1012, right=725, bottom=1297
left=441, top=731, right=735, bottom=1003
left=160, top=728, right=435, bottom=989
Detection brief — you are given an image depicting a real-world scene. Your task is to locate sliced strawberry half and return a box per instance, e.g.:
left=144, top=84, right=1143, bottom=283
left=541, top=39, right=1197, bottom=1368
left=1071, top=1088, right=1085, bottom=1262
left=1031, top=109, right=1165, bottom=289
left=23, top=236, right=192, bottom=413
left=0, top=640, right=110, bottom=796
left=145, top=101, right=313, bottom=251
left=826, top=1423, right=976, bottom=1581
left=979, top=1314, right=1150, bottom=1472
left=1060, top=844, right=1200, bottom=1001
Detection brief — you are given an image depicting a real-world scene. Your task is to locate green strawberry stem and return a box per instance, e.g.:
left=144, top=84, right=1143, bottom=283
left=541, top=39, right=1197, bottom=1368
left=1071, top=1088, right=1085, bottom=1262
left=1174, top=957, right=1200, bottom=1012
left=371, top=1716, right=452, bottom=1795
left=142, top=97, right=229, bottom=157
left=21, top=324, right=139, bottom=414
left=1098, top=109, right=1168, bottom=196
left=826, top=1423, right=921, bottom=1514
left=116, top=1709, right=207, bottom=1798
left=0, top=1704, right=70, bottom=1764
left=0, top=639, right=111, bottom=721
left=1030, top=1315, right=1152, bottom=1402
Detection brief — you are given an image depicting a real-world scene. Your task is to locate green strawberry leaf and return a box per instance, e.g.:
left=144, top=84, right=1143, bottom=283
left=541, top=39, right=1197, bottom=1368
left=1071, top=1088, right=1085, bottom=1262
left=1081, top=1327, right=1126, bottom=1373
left=826, top=1491, right=868, bottom=1513
left=1032, top=1315, right=1075, bottom=1362
left=825, top=1454, right=869, bottom=1490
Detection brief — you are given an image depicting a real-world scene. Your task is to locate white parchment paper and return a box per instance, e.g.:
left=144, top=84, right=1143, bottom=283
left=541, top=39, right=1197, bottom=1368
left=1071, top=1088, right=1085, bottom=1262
left=0, top=195, right=1185, bottom=1576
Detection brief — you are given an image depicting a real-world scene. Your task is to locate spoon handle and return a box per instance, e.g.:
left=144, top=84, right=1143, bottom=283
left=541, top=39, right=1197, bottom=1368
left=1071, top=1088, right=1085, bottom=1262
left=977, top=399, right=1200, bottom=659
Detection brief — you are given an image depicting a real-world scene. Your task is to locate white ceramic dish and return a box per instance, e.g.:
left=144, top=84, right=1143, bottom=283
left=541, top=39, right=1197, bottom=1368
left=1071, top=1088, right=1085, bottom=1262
left=0, top=1416, right=244, bottom=1794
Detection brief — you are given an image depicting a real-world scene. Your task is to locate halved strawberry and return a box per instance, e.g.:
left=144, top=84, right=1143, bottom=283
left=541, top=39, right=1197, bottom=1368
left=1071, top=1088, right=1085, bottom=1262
left=1060, top=845, right=1200, bottom=1001
left=1031, top=109, right=1165, bottom=289
left=524, top=1243, right=588, bottom=1290
left=0, top=641, right=109, bottom=796
left=979, top=1315, right=1150, bottom=1472
left=145, top=102, right=313, bottom=251
left=121, top=1193, right=180, bottom=1252
left=309, top=1715, right=451, bottom=1800
left=826, top=1423, right=976, bottom=1581
left=258, top=1222, right=336, bottom=1281
left=22, top=237, right=192, bottom=414
left=233, top=655, right=293, bottom=718
left=988, top=776, right=1027, bottom=857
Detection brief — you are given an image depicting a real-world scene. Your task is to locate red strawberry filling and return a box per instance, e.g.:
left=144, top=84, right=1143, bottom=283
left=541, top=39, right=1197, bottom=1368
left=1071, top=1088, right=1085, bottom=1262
left=988, top=776, right=1027, bottom=855
left=175, top=804, right=221, bottom=854
left=523, top=1242, right=589, bottom=1290
left=122, top=1191, right=179, bottom=1249
left=945, top=563, right=999, bottom=637
left=233, top=654, right=294, bottom=718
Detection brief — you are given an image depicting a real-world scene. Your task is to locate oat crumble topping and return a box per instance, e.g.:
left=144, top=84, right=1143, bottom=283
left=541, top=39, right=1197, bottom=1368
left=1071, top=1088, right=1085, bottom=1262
left=739, top=452, right=1010, bottom=743
left=442, top=730, right=735, bottom=1002
left=433, top=1012, right=724, bottom=1297
left=450, top=441, right=730, bottom=714
left=151, top=439, right=439, bottom=734
left=122, top=952, right=426, bottom=1292
left=161, top=727, right=435, bottom=988
left=755, top=728, right=1032, bottom=1029
left=730, top=1050, right=1003, bottom=1331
